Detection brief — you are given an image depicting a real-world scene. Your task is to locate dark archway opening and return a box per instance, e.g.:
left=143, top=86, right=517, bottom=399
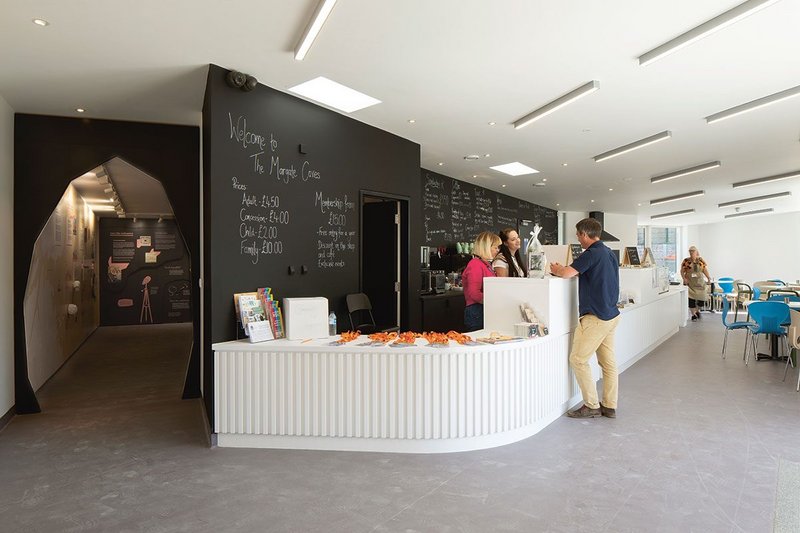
left=14, top=115, right=201, bottom=416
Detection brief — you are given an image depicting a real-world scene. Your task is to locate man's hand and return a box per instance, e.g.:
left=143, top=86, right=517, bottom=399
left=550, top=261, right=579, bottom=279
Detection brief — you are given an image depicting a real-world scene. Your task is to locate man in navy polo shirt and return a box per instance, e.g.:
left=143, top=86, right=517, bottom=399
left=550, top=218, right=620, bottom=419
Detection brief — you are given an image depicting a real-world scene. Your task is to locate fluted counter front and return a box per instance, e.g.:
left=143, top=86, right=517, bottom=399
left=214, top=278, right=687, bottom=453
left=213, top=333, right=578, bottom=453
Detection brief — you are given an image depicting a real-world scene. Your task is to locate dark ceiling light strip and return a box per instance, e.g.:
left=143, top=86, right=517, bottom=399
left=651, top=161, right=721, bottom=184
left=724, top=208, right=774, bottom=219
left=732, top=170, right=800, bottom=188
left=593, top=131, right=671, bottom=163
left=717, top=191, right=791, bottom=208
left=650, top=190, right=705, bottom=206
left=651, top=209, right=695, bottom=220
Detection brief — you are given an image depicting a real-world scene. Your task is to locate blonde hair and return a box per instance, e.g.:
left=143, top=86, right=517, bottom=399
left=473, top=231, right=501, bottom=261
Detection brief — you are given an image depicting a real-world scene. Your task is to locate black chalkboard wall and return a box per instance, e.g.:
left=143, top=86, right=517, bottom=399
left=203, top=65, right=421, bottom=345
left=422, top=170, right=558, bottom=246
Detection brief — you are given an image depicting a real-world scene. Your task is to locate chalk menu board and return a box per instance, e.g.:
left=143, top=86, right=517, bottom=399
left=223, top=112, right=357, bottom=272
left=422, top=170, right=558, bottom=246
left=625, top=246, right=641, bottom=266
left=570, top=244, right=584, bottom=261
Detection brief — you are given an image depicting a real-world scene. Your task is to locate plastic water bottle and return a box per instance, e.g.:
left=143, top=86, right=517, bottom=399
left=328, top=312, right=337, bottom=336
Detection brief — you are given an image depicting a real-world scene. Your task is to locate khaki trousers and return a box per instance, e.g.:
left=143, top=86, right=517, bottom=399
left=569, top=314, right=621, bottom=409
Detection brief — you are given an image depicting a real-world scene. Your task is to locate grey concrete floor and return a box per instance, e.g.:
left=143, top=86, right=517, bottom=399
left=1, top=318, right=799, bottom=532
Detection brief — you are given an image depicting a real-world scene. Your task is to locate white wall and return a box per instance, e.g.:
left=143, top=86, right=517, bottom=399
left=23, top=184, right=99, bottom=391
left=0, top=94, right=13, bottom=416
left=689, top=212, right=800, bottom=284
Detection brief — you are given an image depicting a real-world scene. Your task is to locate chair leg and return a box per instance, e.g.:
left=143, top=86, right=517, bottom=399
left=743, top=330, right=750, bottom=362
left=746, top=333, right=757, bottom=366
left=784, top=347, right=792, bottom=381
left=722, top=328, right=729, bottom=358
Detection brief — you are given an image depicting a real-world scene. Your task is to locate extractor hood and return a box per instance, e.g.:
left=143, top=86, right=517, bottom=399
left=588, top=211, right=619, bottom=242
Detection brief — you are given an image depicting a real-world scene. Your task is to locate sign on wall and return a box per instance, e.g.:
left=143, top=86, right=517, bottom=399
left=99, top=218, right=191, bottom=325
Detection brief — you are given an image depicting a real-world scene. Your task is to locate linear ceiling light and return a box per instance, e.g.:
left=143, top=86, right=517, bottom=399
left=651, top=209, right=695, bottom=220
left=706, top=83, right=800, bottom=124
left=717, top=191, right=791, bottom=208
left=725, top=208, right=774, bottom=219
left=651, top=161, right=721, bottom=184
left=637, top=0, right=781, bottom=66
left=513, top=81, right=600, bottom=129
left=650, top=190, right=705, bottom=206
left=732, top=169, right=800, bottom=188
left=593, top=131, right=672, bottom=163
left=288, top=76, right=380, bottom=113
left=294, top=0, right=338, bottom=61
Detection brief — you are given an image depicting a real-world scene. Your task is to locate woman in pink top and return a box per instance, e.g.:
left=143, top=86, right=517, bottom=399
left=462, top=231, right=501, bottom=331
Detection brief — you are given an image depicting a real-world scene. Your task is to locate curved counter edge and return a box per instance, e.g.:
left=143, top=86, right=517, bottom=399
left=213, top=288, right=686, bottom=453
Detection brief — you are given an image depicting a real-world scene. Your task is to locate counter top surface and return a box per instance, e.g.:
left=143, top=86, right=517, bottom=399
left=213, top=330, right=549, bottom=352
left=419, top=290, right=464, bottom=299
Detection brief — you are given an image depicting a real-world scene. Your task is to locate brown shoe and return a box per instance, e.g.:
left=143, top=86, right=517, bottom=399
left=600, top=403, right=616, bottom=418
left=566, top=404, right=601, bottom=418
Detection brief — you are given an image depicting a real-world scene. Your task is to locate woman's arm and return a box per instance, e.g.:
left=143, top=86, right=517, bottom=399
left=703, top=266, right=711, bottom=282
left=492, top=256, right=509, bottom=277
left=462, top=261, right=484, bottom=304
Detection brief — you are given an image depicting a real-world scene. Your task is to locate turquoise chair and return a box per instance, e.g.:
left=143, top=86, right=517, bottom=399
left=745, top=301, right=791, bottom=365
left=720, top=297, right=752, bottom=359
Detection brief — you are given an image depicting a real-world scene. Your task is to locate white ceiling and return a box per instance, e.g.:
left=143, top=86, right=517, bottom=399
left=2, top=0, right=799, bottom=225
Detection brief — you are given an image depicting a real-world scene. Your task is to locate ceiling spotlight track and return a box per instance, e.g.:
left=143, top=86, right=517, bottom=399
left=732, top=169, right=800, bottom=188
left=706, top=83, right=800, bottom=124
left=638, top=0, right=781, bottom=66
left=650, top=190, right=705, bottom=206
left=513, top=80, right=600, bottom=129
left=295, top=0, right=338, bottom=61
left=717, top=191, right=791, bottom=208
left=651, top=161, right=721, bottom=183
left=593, top=131, right=672, bottom=163
left=651, top=209, right=695, bottom=220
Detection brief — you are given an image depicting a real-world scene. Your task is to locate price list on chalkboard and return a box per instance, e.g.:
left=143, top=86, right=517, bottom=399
left=225, top=112, right=357, bottom=271
left=421, top=170, right=558, bottom=246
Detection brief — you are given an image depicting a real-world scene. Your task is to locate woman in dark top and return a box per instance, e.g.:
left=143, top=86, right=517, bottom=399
left=492, top=228, right=528, bottom=278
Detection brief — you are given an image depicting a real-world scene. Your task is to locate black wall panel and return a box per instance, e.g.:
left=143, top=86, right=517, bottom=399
left=202, top=65, right=422, bottom=385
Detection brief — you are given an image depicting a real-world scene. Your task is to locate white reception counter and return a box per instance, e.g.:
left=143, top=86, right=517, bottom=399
left=214, top=270, right=686, bottom=453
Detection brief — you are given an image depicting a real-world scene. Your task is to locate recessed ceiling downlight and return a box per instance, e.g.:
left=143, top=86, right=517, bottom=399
left=464, top=155, right=481, bottom=161
left=32, top=18, right=49, bottom=26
